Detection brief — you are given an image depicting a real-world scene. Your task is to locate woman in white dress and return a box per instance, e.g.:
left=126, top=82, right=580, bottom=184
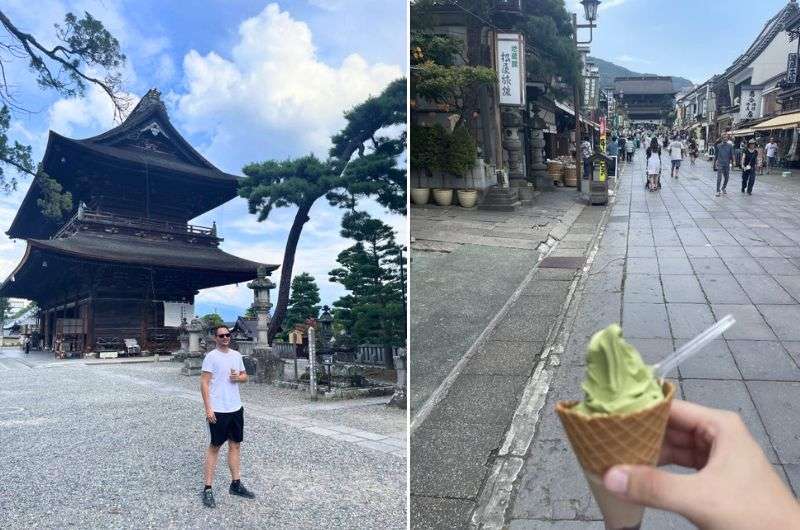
left=646, top=138, right=662, bottom=191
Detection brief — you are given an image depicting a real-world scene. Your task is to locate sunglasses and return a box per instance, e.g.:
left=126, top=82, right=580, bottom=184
left=217, top=333, right=231, bottom=338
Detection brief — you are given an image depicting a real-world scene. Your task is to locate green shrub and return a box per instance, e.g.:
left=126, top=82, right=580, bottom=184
left=411, top=124, right=476, bottom=177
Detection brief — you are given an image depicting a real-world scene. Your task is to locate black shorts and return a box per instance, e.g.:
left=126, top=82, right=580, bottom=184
left=209, top=407, right=244, bottom=446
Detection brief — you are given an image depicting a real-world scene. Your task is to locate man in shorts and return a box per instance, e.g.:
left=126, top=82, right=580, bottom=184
left=765, top=138, right=779, bottom=174
left=668, top=135, right=684, bottom=178
left=200, top=325, right=255, bottom=508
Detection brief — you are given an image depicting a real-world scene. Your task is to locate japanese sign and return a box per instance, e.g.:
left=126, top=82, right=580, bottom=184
left=496, top=33, right=525, bottom=106
left=163, top=302, right=194, bottom=327
left=599, top=117, right=607, bottom=183
left=738, top=86, right=762, bottom=121
left=788, top=53, right=798, bottom=84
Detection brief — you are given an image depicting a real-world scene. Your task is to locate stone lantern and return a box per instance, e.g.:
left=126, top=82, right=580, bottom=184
left=247, top=265, right=281, bottom=383
left=181, top=316, right=206, bottom=375
left=174, top=317, right=190, bottom=361
left=318, top=305, right=333, bottom=356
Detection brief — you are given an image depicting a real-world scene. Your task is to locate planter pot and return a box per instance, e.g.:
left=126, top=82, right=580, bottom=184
left=457, top=189, right=478, bottom=208
left=410, top=187, right=431, bottom=205
left=432, top=188, right=454, bottom=206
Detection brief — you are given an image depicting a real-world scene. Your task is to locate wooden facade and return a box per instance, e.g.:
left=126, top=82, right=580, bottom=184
left=0, top=89, right=278, bottom=353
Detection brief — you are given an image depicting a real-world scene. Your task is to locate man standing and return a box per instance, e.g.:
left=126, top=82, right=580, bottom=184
left=668, top=135, right=684, bottom=178
left=713, top=132, right=735, bottom=197
left=581, top=135, right=592, bottom=180
left=200, top=325, right=255, bottom=508
left=765, top=137, right=779, bottom=174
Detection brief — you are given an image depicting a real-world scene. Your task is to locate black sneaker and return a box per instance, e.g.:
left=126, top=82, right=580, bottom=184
left=229, top=482, right=256, bottom=499
left=202, top=489, right=216, bottom=508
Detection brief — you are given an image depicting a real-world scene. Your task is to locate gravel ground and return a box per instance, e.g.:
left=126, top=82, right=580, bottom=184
left=0, top=359, right=407, bottom=529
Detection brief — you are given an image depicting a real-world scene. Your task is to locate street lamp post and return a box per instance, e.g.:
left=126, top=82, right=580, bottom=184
left=573, top=0, right=601, bottom=190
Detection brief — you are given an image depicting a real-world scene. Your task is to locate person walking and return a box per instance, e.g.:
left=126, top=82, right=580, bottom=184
left=765, top=137, right=779, bottom=174
left=201, top=325, right=256, bottom=508
left=668, top=135, right=684, bottom=178
left=618, top=136, right=627, bottom=162
left=713, top=132, right=735, bottom=197
left=646, top=138, right=662, bottom=192
left=741, top=139, right=758, bottom=195
left=756, top=141, right=765, bottom=175
left=626, top=136, right=635, bottom=162
left=581, top=135, right=592, bottom=180
left=733, top=137, right=742, bottom=168
left=688, top=137, right=698, bottom=166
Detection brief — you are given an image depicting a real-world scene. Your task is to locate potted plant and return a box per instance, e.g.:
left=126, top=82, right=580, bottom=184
left=446, top=126, right=478, bottom=208
left=410, top=124, right=441, bottom=205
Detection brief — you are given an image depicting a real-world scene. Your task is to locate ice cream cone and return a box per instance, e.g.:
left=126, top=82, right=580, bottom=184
left=556, top=381, right=675, bottom=530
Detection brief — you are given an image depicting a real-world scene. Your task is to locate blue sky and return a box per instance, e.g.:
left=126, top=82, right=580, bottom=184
left=0, top=0, right=407, bottom=321
left=567, top=0, right=792, bottom=84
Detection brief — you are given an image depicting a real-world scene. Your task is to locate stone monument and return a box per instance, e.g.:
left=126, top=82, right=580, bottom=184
left=181, top=316, right=205, bottom=375
left=247, top=265, right=281, bottom=383
left=388, top=347, right=407, bottom=409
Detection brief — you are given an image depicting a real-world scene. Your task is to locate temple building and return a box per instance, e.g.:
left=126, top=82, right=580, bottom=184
left=613, top=76, right=678, bottom=125
left=0, top=89, right=277, bottom=354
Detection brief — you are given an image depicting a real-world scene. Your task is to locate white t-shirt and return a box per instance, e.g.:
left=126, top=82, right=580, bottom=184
left=201, top=348, right=246, bottom=413
left=647, top=152, right=661, bottom=175
left=766, top=142, right=778, bottom=157
left=669, top=141, right=684, bottom=161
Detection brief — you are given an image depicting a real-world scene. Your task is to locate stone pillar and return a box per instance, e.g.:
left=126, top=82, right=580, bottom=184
left=502, top=108, right=534, bottom=203
left=529, top=122, right=551, bottom=191
left=181, top=317, right=205, bottom=375
left=174, top=318, right=189, bottom=361
left=247, top=265, right=281, bottom=383
left=308, top=326, right=318, bottom=400
left=388, top=347, right=407, bottom=409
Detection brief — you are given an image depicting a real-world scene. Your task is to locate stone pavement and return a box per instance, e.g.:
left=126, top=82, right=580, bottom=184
left=410, top=178, right=621, bottom=528
left=505, top=150, right=800, bottom=528
left=0, top=348, right=406, bottom=529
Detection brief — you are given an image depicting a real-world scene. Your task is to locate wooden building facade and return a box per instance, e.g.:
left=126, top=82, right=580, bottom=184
left=0, top=89, right=277, bottom=353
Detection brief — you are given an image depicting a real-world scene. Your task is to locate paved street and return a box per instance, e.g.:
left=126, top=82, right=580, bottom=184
left=506, top=150, right=800, bottom=528
left=411, top=149, right=800, bottom=528
left=0, top=348, right=406, bottom=529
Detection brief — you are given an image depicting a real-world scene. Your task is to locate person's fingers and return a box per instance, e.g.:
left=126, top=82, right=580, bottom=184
left=664, top=427, right=695, bottom=448
left=603, top=465, right=698, bottom=516
left=666, top=400, right=721, bottom=433
left=659, top=443, right=709, bottom=469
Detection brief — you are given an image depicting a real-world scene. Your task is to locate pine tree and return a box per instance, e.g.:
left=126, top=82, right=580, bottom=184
left=0, top=9, right=128, bottom=208
left=239, top=78, right=406, bottom=343
left=329, top=212, right=405, bottom=366
left=282, top=273, right=321, bottom=338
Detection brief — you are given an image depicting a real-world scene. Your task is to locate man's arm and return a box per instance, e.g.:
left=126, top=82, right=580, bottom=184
left=200, top=371, right=216, bottom=423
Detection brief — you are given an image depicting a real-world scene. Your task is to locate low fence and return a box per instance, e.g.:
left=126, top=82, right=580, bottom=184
left=235, top=340, right=400, bottom=366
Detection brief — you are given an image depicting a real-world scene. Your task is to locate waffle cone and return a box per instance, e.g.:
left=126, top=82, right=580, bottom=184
left=556, top=381, right=675, bottom=476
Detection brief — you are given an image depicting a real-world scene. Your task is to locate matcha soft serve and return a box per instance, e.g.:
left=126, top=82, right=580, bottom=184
left=573, top=324, right=664, bottom=416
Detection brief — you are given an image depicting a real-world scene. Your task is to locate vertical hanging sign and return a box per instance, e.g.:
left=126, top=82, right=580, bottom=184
left=496, top=33, right=526, bottom=106
left=787, top=53, right=798, bottom=84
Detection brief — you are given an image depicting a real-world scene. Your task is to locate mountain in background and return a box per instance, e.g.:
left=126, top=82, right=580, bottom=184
left=589, top=56, right=694, bottom=92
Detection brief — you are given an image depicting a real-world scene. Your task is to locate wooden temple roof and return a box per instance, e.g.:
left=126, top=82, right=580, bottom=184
left=0, top=231, right=278, bottom=299
left=7, top=88, right=242, bottom=240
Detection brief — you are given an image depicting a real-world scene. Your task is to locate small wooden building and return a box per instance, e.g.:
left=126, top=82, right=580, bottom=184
left=0, top=89, right=277, bottom=353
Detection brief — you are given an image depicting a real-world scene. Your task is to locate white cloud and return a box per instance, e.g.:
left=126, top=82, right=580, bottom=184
left=599, top=0, right=630, bottom=10
left=175, top=3, right=403, bottom=161
left=307, top=0, right=381, bottom=11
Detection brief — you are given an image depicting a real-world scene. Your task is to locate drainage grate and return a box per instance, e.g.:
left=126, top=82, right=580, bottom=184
left=540, top=256, right=586, bottom=269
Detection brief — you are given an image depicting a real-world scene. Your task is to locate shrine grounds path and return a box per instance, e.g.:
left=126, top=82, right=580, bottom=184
left=0, top=350, right=406, bottom=529
left=412, top=150, right=800, bottom=528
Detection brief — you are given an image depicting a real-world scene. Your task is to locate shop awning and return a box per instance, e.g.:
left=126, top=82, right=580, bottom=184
left=730, top=128, right=756, bottom=137
left=554, top=100, right=600, bottom=130
left=753, top=111, right=800, bottom=130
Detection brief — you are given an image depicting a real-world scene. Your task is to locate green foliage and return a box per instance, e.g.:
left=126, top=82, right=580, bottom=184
left=0, top=106, right=33, bottom=193
left=516, top=1, right=582, bottom=92
left=200, top=313, right=224, bottom=331
left=410, top=124, right=476, bottom=176
left=329, top=212, right=405, bottom=349
left=282, top=273, right=321, bottom=339
left=35, top=173, right=73, bottom=222
left=0, top=9, right=126, bottom=208
left=244, top=306, right=257, bottom=318
left=240, top=78, right=407, bottom=341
